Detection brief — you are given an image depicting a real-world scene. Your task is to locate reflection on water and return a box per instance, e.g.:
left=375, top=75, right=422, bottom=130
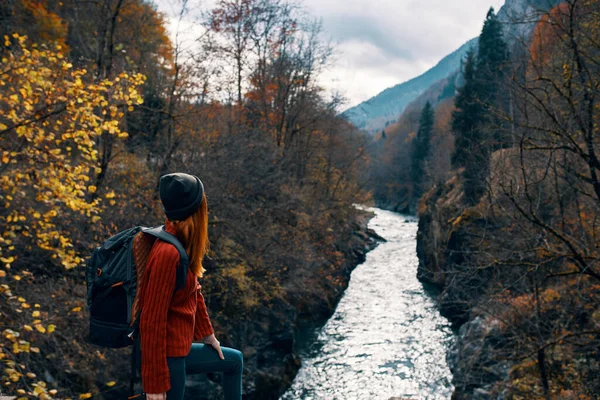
left=281, top=208, right=454, bottom=400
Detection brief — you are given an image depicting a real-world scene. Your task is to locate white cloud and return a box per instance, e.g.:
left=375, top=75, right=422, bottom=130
left=153, top=0, right=506, bottom=108
left=303, top=0, right=506, bottom=107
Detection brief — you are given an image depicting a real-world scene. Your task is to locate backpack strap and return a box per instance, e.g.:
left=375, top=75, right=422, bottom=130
left=141, top=225, right=189, bottom=291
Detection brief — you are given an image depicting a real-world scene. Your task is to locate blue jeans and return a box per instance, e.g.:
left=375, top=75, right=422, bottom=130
left=166, top=343, right=243, bottom=400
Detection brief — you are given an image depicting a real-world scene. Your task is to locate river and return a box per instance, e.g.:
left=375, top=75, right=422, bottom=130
left=280, top=208, right=454, bottom=400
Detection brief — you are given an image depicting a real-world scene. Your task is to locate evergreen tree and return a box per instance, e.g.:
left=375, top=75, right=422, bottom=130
left=452, top=51, right=483, bottom=167
left=477, top=8, right=508, bottom=94
left=451, top=8, right=508, bottom=205
left=411, top=101, right=435, bottom=200
left=477, top=7, right=509, bottom=147
left=452, top=50, right=488, bottom=204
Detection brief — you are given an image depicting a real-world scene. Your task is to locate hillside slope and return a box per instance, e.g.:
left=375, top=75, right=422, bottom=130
left=342, top=39, right=476, bottom=133
left=344, top=0, right=562, bottom=134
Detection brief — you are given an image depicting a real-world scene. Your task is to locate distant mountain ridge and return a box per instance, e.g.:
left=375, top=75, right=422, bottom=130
left=343, top=0, right=561, bottom=133
left=342, top=38, right=477, bottom=133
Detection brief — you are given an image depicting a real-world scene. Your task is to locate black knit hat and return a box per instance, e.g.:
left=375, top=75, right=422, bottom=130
left=159, top=173, right=204, bottom=221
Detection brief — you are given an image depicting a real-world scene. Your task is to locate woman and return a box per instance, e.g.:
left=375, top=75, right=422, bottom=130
left=139, top=172, right=243, bottom=400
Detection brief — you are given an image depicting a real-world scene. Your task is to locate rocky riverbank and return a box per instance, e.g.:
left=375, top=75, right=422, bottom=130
left=185, top=208, right=385, bottom=400
left=415, top=179, right=513, bottom=400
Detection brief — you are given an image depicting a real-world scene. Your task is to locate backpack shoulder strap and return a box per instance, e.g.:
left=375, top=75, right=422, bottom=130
left=142, top=226, right=189, bottom=291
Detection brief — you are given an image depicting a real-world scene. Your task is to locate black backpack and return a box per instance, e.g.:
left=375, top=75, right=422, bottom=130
left=85, top=225, right=189, bottom=348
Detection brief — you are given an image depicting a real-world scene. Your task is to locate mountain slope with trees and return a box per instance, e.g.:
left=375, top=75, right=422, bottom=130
left=370, top=0, right=562, bottom=214
left=343, top=38, right=476, bottom=134
left=413, top=1, right=600, bottom=398
left=346, top=0, right=562, bottom=135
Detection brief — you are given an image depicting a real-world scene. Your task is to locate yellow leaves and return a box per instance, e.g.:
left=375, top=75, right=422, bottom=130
left=45, top=210, right=58, bottom=218
left=450, top=215, right=463, bottom=228
left=3, top=328, right=20, bottom=341
left=1, top=285, right=14, bottom=297
left=0, top=37, right=145, bottom=271
left=104, top=192, right=116, bottom=199
left=0, top=38, right=151, bottom=394
left=7, top=368, right=22, bottom=382
left=12, top=340, right=30, bottom=353
left=18, top=86, right=29, bottom=99
left=0, top=256, right=12, bottom=265
left=106, top=381, right=116, bottom=387
left=19, top=340, right=30, bottom=353
left=33, top=383, right=49, bottom=397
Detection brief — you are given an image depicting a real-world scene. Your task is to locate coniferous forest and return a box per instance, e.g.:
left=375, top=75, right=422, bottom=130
left=3, top=0, right=600, bottom=399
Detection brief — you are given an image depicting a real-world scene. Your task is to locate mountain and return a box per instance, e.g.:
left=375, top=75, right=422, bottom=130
left=343, top=0, right=562, bottom=134
left=342, top=38, right=476, bottom=133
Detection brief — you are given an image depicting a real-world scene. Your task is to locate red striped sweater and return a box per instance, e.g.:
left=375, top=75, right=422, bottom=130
left=139, top=222, right=214, bottom=394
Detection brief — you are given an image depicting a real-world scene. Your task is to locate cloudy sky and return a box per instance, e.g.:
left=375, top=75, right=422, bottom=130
left=155, top=0, right=505, bottom=109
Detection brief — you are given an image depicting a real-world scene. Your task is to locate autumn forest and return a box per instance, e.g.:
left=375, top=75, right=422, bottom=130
left=0, top=0, right=372, bottom=398
left=2, top=0, right=600, bottom=399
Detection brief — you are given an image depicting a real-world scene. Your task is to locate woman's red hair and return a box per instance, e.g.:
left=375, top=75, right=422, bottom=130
left=167, top=193, right=209, bottom=277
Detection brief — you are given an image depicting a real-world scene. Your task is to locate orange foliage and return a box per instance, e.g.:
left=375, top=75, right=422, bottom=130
left=433, top=97, right=454, bottom=133
left=5, top=0, right=69, bottom=49
left=116, top=1, right=174, bottom=73
left=529, top=3, right=571, bottom=70
left=23, top=0, right=67, bottom=45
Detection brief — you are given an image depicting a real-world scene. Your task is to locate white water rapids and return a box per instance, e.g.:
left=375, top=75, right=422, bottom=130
left=281, top=208, right=454, bottom=400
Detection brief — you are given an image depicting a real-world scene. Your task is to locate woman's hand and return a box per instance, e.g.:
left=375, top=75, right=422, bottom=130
left=146, top=393, right=166, bottom=400
left=203, top=333, right=225, bottom=360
